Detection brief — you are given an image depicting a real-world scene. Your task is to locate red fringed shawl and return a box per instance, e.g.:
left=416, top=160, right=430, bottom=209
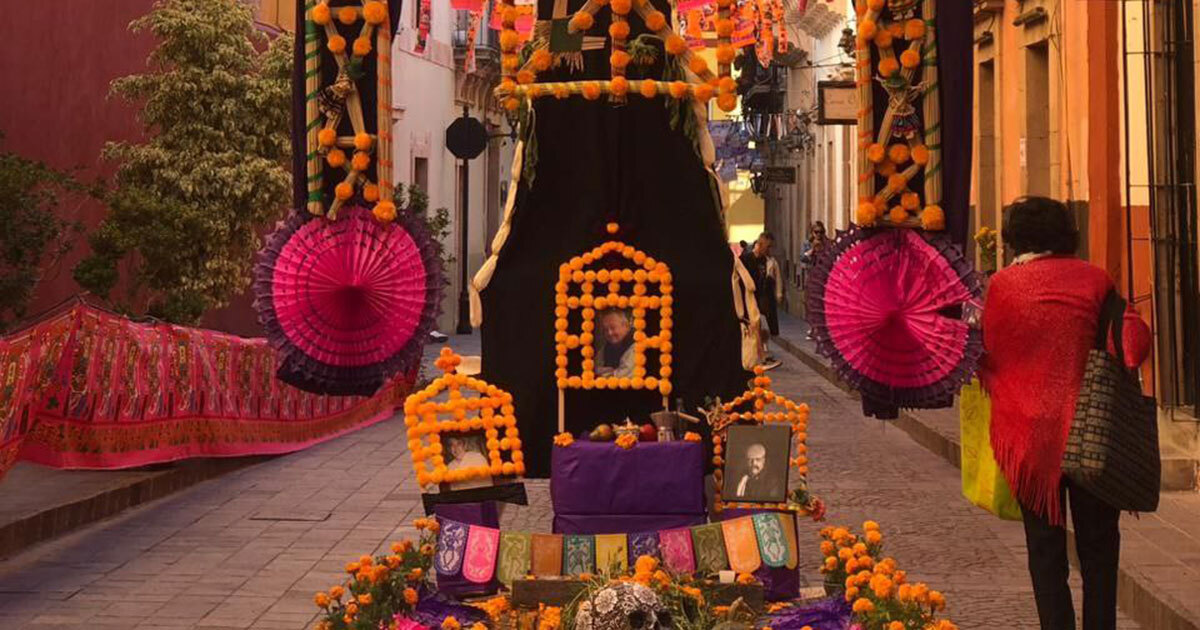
left=980, top=257, right=1150, bottom=525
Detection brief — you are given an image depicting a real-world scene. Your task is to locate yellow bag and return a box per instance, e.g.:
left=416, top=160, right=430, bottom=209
left=960, top=380, right=1023, bottom=521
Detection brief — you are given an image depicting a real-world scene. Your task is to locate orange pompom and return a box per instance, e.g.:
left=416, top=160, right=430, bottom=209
left=610, top=76, right=629, bottom=96
left=503, top=97, right=520, bottom=111
left=689, top=55, right=709, bottom=75
left=582, top=82, right=602, bottom=100
left=645, top=10, right=667, bottom=31
left=901, top=191, right=921, bottom=210
left=609, top=20, right=631, bottom=40
left=718, top=76, right=737, bottom=94
left=888, top=206, right=909, bottom=224
left=569, top=11, right=594, bottom=32
left=351, top=151, right=371, bottom=171
left=900, top=49, right=921, bottom=69
left=502, top=55, right=520, bottom=72
left=611, top=0, right=632, bottom=15
left=335, top=182, right=353, bottom=200
left=856, top=201, right=878, bottom=227
left=716, top=45, right=736, bottom=64
left=338, top=6, right=358, bottom=24
left=717, top=93, right=737, bottom=112
left=905, top=18, right=926, bottom=40
left=888, top=143, right=911, bottom=164
left=921, top=205, right=946, bottom=230
left=693, top=83, right=714, bottom=102
left=354, top=132, right=373, bottom=151
left=887, top=173, right=909, bottom=191
left=373, top=200, right=397, bottom=223
left=715, top=18, right=735, bottom=37
left=318, top=128, right=337, bottom=147
left=501, top=6, right=519, bottom=24
left=857, top=19, right=877, bottom=42
left=363, top=1, right=388, bottom=25
left=531, top=48, right=552, bottom=71
left=327, top=35, right=347, bottom=54
left=606, top=222, right=620, bottom=234
left=312, top=2, right=332, bottom=25
left=874, top=28, right=893, bottom=48
left=517, top=69, right=536, bottom=84
left=498, top=78, right=517, bottom=94
left=639, top=80, right=658, bottom=98
left=877, top=160, right=897, bottom=176
left=668, top=81, right=689, bottom=99
left=866, top=143, right=885, bottom=164
left=500, top=29, right=520, bottom=52
left=352, top=36, right=372, bottom=57
left=665, top=34, right=687, bottom=55
left=610, top=50, right=631, bottom=69
left=326, top=149, right=347, bottom=168
left=911, top=144, right=930, bottom=165
left=878, top=57, right=900, bottom=77
left=362, top=183, right=380, bottom=203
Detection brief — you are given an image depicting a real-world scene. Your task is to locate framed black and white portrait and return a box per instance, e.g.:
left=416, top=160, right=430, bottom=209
left=721, top=424, right=792, bottom=504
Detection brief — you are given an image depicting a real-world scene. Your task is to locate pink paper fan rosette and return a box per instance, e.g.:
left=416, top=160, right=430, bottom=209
left=254, top=206, right=444, bottom=396
left=804, top=227, right=982, bottom=409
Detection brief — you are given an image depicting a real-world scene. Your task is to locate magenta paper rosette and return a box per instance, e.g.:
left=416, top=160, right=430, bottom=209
left=254, top=206, right=444, bottom=396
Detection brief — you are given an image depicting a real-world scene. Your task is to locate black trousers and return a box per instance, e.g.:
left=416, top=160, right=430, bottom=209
left=1022, top=482, right=1121, bottom=630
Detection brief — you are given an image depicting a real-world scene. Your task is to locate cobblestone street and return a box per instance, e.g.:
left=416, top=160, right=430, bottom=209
left=0, top=344, right=1140, bottom=629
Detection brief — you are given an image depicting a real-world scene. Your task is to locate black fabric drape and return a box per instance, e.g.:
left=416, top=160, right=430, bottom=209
left=938, top=0, right=973, bottom=248
left=480, top=0, right=749, bottom=476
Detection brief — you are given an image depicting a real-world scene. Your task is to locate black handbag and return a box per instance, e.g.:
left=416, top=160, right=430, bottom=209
left=1062, top=290, right=1160, bottom=512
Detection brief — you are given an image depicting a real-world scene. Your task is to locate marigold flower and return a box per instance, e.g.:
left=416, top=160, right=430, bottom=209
left=330, top=585, right=345, bottom=599
left=363, top=1, right=387, bottom=24
left=878, top=57, right=900, bottom=77
left=327, top=34, right=347, bottom=54
left=851, top=598, right=874, bottom=614
left=905, top=18, right=926, bottom=40
left=665, top=35, right=687, bottom=55
left=736, top=573, right=756, bottom=585
left=314, top=592, right=330, bottom=608
left=553, top=432, right=575, bottom=447
left=346, top=602, right=359, bottom=615
left=911, top=144, right=930, bottom=165
left=345, top=561, right=361, bottom=574
left=929, top=590, right=947, bottom=611
left=531, top=49, right=552, bottom=71
left=921, top=205, right=945, bottom=231
left=634, top=555, right=659, bottom=574
left=327, top=149, right=347, bottom=168
left=442, top=616, right=461, bottom=630
left=569, top=11, right=594, bottom=32
left=404, top=587, right=419, bottom=605
left=351, top=151, right=371, bottom=172
left=611, top=0, right=631, bottom=14
left=900, top=48, right=921, bottom=69
left=609, top=20, right=631, bottom=39
left=616, top=434, right=638, bottom=449
left=610, top=76, right=629, bottom=96
left=312, top=2, right=332, bottom=25
left=866, top=530, right=883, bottom=545
left=353, top=36, right=372, bottom=57
left=684, top=431, right=701, bottom=442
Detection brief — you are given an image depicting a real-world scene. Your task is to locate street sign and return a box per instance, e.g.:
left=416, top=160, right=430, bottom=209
left=816, top=80, right=857, bottom=125
left=446, top=115, right=488, bottom=160
left=763, top=166, right=796, bottom=184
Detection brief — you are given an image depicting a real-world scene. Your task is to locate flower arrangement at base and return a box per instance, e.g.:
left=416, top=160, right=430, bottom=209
left=312, top=519, right=437, bottom=630
left=615, top=433, right=638, bottom=449
left=817, top=521, right=958, bottom=630
left=554, top=432, right=575, bottom=447
left=562, top=555, right=716, bottom=630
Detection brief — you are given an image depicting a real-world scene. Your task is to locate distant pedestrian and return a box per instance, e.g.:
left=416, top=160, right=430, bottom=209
left=981, top=196, right=1151, bottom=630
left=740, top=231, right=781, bottom=370
left=799, top=222, right=829, bottom=340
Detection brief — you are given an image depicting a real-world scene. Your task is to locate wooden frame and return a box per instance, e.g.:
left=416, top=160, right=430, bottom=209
left=816, top=80, right=857, bottom=125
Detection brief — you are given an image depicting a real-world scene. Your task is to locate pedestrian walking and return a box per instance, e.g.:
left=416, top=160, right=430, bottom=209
left=799, top=222, right=830, bottom=340
left=980, top=196, right=1152, bottom=630
left=740, top=231, right=781, bottom=370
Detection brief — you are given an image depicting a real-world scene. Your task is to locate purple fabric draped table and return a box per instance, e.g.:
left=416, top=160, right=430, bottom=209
left=718, top=507, right=801, bottom=602
left=551, top=440, right=707, bottom=534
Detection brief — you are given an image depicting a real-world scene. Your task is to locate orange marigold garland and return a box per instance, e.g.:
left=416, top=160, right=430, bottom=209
left=403, top=348, right=525, bottom=488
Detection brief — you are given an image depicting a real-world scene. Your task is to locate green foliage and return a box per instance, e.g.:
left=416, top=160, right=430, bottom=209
left=74, top=0, right=293, bottom=325
left=397, top=183, right=454, bottom=271
left=0, top=136, right=84, bottom=331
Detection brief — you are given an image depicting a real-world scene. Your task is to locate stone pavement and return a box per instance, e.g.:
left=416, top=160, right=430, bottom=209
left=771, top=309, right=1198, bottom=630
left=0, top=331, right=1143, bottom=629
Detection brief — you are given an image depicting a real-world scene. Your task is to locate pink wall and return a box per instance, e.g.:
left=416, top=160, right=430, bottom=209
left=0, top=0, right=265, bottom=337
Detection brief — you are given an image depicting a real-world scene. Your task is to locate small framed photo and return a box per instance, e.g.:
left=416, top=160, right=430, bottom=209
left=441, top=431, right=494, bottom=492
left=721, top=424, right=792, bottom=504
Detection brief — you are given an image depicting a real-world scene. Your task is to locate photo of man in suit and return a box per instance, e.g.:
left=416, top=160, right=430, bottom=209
left=722, top=424, right=791, bottom=503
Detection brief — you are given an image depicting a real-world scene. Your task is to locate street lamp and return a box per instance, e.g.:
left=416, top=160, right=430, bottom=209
left=445, top=106, right=489, bottom=335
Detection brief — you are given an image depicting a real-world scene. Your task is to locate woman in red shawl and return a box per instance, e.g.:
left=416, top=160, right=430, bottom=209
left=981, top=197, right=1151, bottom=630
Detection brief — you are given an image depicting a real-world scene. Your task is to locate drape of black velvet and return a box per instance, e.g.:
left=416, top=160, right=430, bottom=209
left=937, top=0, right=973, bottom=248
left=291, top=0, right=403, bottom=211
left=479, top=0, right=748, bottom=478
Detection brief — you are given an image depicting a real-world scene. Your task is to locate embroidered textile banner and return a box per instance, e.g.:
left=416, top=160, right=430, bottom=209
left=497, top=531, right=532, bottom=587
left=0, top=303, right=410, bottom=480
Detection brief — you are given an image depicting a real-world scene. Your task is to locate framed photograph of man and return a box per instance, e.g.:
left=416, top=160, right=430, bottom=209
left=721, top=424, right=792, bottom=504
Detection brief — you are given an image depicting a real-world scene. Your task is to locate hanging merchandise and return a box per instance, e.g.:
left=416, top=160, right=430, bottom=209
left=415, top=0, right=432, bottom=53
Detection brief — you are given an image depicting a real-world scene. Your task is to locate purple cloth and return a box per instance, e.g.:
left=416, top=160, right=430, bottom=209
left=551, top=441, right=705, bottom=515
left=718, top=508, right=800, bottom=602
left=433, top=503, right=499, bottom=597
left=553, top=512, right=707, bottom=535
left=760, top=596, right=852, bottom=630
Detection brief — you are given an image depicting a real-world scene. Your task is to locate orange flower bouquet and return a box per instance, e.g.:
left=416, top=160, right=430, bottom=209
left=818, top=521, right=958, bottom=630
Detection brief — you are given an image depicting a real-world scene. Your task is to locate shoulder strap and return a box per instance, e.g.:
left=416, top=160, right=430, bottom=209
left=1095, top=289, right=1128, bottom=367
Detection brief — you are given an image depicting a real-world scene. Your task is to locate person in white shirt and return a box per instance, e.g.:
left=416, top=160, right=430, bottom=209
left=735, top=443, right=782, bottom=500
left=446, top=436, right=491, bottom=490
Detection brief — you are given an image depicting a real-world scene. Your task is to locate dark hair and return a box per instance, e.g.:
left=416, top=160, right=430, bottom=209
left=1001, top=196, right=1079, bottom=256
left=758, top=231, right=775, bottom=243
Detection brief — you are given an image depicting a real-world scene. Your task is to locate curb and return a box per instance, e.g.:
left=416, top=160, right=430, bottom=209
left=771, top=335, right=1200, bottom=630
left=0, top=456, right=270, bottom=560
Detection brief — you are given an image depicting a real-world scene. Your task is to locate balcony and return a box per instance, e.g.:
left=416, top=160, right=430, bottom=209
left=973, top=0, right=1005, bottom=21
left=452, top=14, right=501, bottom=73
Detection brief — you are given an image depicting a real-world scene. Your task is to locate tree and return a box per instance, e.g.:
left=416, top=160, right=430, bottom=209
left=0, top=136, right=83, bottom=331
left=75, top=0, right=293, bottom=324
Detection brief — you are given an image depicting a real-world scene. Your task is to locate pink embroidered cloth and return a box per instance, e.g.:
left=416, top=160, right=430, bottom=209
left=0, top=302, right=411, bottom=479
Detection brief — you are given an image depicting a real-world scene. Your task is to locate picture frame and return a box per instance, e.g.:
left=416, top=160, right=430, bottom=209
left=707, top=367, right=820, bottom=515
left=816, top=80, right=857, bottom=125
